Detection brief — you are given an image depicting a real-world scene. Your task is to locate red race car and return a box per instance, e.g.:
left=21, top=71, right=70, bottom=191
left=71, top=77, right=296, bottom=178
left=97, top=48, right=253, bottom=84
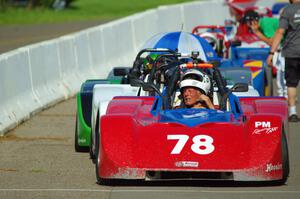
left=95, top=51, right=289, bottom=185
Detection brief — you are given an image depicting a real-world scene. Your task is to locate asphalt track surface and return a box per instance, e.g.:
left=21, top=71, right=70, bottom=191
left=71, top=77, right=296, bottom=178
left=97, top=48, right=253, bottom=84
left=0, top=23, right=300, bottom=199
left=0, top=20, right=109, bottom=54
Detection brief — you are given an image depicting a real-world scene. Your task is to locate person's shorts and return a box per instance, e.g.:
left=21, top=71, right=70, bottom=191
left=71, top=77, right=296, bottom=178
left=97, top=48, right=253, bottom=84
left=285, top=57, right=300, bottom=87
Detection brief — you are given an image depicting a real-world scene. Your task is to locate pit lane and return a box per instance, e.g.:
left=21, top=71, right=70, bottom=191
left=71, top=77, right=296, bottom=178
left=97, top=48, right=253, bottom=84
left=0, top=86, right=299, bottom=199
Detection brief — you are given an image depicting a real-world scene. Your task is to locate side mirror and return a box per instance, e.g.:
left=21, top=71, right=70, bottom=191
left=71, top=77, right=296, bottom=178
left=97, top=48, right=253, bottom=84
left=113, top=67, right=130, bottom=77
left=231, top=83, right=249, bottom=92
left=230, top=40, right=242, bottom=47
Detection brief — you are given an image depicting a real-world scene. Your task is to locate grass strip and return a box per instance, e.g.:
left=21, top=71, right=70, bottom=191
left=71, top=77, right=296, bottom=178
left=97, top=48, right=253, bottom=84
left=0, top=0, right=194, bottom=25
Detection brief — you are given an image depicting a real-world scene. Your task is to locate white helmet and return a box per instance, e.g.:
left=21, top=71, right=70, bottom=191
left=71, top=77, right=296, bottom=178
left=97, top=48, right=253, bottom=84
left=179, top=69, right=211, bottom=95
left=200, top=32, right=218, bottom=51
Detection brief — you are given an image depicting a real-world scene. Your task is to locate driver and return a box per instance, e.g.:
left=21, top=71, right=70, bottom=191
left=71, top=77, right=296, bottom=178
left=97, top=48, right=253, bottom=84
left=179, top=69, right=214, bottom=109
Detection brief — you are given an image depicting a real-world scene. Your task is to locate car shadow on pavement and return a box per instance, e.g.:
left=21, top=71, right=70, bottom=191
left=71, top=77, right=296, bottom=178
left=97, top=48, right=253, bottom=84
left=96, top=179, right=287, bottom=187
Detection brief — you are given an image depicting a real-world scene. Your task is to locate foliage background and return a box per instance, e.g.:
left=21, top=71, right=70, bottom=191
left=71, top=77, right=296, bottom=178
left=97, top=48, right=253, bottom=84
left=0, top=0, right=193, bottom=25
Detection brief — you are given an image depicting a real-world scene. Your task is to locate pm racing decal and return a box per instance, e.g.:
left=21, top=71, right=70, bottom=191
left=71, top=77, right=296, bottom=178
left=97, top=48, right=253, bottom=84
left=252, top=121, right=279, bottom=135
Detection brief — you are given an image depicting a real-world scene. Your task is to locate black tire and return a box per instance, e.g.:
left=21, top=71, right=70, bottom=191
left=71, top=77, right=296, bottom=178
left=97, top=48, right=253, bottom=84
left=95, top=154, right=102, bottom=184
left=89, top=133, right=94, bottom=162
left=95, top=154, right=110, bottom=185
left=95, top=157, right=119, bottom=186
left=90, top=113, right=99, bottom=164
left=74, top=115, right=89, bottom=152
left=281, top=128, right=290, bottom=184
left=94, top=129, right=114, bottom=186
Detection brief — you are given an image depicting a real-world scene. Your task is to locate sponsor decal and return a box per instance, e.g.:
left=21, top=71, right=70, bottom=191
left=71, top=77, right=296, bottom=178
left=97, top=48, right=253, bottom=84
left=182, top=112, right=208, bottom=119
left=78, top=138, right=86, bottom=143
left=175, top=161, right=199, bottom=168
left=252, top=121, right=279, bottom=135
left=255, top=121, right=271, bottom=128
left=265, top=163, right=282, bottom=173
left=252, top=127, right=279, bottom=135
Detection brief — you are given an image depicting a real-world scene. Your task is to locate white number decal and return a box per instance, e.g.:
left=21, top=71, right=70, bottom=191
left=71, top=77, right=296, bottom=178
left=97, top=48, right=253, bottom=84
left=168, top=134, right=215, bottom=155
left=167, top=135, right=189, bottom=154
left=191, top=135, right=215, bottom=155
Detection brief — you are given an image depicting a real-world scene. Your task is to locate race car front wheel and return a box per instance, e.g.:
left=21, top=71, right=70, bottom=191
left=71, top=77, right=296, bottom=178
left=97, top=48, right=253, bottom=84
left=95, top=155, right=109, bottom=185
left=281, top=128, right=290, bottom=184
left=95, top=143, right=116, bottom=185
left=90, top=113, right=99, bottom=164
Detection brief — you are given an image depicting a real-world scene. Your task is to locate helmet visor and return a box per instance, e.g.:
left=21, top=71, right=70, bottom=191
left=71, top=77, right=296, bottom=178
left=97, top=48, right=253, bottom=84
left=182, top=74, right=203, bottom=82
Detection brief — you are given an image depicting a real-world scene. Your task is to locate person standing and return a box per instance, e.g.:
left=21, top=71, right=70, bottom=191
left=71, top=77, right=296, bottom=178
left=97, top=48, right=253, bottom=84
left=267, top=0, right=300, bottom=122
left=243, top=10, right=287, bottom=98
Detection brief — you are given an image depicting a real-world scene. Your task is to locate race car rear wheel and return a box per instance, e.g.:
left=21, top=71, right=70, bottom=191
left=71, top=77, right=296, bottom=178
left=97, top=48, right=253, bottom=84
left=281, top=128, right=290, bottom=184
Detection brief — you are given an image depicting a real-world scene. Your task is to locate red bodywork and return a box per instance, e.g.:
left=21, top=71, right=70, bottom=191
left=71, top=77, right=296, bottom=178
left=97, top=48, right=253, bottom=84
left=192, top=25, right=227, bottom=39
left=227, top=0, right=272, bottom=19
left=97, top=96, right=288, bottom=181
left=226, top=0, right=272, bottom=39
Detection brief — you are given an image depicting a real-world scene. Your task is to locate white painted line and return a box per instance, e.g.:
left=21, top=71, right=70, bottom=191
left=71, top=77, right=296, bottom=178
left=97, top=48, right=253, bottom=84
left=0, top=189, right=299, bottom=194
left=0, top=189, right=110, bottom=192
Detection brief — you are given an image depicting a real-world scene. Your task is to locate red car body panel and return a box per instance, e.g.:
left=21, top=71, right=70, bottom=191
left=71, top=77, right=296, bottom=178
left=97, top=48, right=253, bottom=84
left=98, top=96, right=287, bottom=181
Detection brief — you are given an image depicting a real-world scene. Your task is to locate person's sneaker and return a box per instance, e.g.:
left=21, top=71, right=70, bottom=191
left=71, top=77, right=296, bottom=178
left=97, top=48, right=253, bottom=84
left=288, top=114, right=299, bottom=122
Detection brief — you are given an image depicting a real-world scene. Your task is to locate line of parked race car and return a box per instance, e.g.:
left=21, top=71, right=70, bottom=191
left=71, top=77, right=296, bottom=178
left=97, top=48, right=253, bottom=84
left=75, top=0, right=290, bottom=185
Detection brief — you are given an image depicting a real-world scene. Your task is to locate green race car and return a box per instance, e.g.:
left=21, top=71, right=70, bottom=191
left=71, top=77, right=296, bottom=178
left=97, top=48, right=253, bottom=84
left=74, top=67, right=130, bottom=152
